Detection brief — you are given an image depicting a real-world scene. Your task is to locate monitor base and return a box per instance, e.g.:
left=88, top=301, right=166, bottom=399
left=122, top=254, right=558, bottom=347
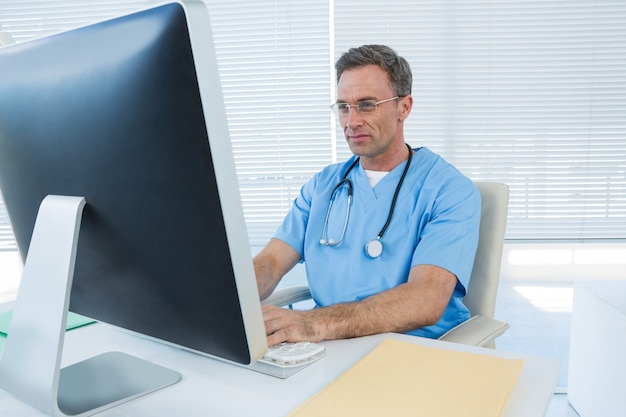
left=58, top=351, right=181, bottom=416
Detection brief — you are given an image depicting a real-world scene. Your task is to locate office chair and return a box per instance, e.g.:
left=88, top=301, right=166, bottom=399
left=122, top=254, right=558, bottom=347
left=263, top=182, right=510, bottom=348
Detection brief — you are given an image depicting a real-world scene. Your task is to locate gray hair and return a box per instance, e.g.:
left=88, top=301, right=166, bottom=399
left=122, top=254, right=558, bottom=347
left=335, top=45, right=412, bottom=96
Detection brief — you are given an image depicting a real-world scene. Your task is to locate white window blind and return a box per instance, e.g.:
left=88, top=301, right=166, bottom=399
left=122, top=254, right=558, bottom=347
left=207, top=1, right=332, bottom=245
left=1, top=0, right=625, bottom=246
left=334, top=0, right=626, bottom=240
left=0, top=198, right=12, bottom=250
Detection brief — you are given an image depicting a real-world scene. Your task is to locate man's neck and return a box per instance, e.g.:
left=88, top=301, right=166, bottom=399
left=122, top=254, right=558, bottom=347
left=359, top=142, right=412, bottom=172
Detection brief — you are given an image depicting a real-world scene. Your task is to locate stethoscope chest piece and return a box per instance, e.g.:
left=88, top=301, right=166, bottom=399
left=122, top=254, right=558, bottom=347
left=365, top=238, right=383, bottom=259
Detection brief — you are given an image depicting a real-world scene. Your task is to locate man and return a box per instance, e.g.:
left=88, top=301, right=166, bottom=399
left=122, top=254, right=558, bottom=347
left=255, top=45, right=480, bottom=346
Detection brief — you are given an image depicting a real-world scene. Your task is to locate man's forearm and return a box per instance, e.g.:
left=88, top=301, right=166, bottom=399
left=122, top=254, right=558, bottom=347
left=263, top=284, right=437, bottom=345
left=307, top=282, right=441, bottom=339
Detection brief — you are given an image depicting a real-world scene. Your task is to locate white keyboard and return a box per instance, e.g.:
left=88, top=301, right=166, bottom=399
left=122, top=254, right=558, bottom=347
left=259, top=342, right=326, bottom=368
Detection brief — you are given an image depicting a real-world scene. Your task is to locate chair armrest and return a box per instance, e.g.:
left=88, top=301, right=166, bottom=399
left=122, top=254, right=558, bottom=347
left=438, top=315, right=509, bottom=348
left=261, top=285, right=312, bottom=307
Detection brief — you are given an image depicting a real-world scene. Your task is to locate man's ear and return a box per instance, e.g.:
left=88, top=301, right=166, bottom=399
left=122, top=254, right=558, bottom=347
left=398, top=95, right=413, bottom=121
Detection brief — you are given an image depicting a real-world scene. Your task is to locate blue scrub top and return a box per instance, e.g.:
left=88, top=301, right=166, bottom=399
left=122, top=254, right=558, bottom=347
left=273, top=147, right=481, bottom=338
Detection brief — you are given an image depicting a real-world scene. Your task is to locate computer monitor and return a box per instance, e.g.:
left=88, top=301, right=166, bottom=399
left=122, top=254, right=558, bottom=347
left=0, top=2, right=267, bottom=415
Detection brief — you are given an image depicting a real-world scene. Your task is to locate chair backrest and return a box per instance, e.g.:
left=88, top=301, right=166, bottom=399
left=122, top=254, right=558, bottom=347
left=463, top=182, right=509, bottom=318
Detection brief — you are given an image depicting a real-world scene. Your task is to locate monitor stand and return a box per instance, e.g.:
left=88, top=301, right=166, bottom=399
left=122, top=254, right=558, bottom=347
left=0, top=195, right=181, bottom=417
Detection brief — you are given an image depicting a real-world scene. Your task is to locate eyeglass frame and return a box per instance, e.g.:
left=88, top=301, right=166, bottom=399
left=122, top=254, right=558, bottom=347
left=329, top=96, right=403, bottom=117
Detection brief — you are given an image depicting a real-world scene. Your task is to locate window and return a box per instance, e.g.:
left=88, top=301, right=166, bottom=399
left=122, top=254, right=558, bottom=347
left=208, top=1, right=332, bottom=244
left=1, top=0, right=625, bottom=246
left=335, top=0, right=626, bottom=240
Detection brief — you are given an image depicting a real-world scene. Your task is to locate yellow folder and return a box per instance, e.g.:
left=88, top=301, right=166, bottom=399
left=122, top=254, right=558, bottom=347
left=289, top=338, right=524, bottom=417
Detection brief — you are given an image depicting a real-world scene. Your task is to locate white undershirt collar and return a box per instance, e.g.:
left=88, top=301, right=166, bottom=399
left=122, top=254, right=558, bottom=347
left=364, top=169, right=389, bottom=187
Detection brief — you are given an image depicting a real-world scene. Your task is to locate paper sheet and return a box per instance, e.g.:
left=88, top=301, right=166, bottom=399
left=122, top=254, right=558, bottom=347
left=289, top=338, right=524, bottom=417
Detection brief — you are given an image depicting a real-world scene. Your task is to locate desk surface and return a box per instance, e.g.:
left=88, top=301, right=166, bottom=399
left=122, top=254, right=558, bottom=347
left=0, top=303, right=559, bottom=417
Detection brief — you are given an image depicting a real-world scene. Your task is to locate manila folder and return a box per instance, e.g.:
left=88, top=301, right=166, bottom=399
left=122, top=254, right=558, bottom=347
left=289, top=338, right=524, bottom=417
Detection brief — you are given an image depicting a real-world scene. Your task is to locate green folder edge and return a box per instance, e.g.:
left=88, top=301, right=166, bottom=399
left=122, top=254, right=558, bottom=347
left=0, top=310, right=96, bottom=351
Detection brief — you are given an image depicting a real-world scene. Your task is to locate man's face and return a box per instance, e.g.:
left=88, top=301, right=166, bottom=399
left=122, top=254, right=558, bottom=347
left=336, top=64, right=410, bottom=168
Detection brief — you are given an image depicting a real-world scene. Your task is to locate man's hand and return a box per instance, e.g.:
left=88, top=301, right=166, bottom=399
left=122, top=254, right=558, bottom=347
left=262, top=304, right=324, bottom=346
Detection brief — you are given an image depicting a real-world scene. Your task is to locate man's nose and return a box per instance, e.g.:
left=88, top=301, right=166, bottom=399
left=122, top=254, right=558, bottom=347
left=343, top=107, right=363, bottom=127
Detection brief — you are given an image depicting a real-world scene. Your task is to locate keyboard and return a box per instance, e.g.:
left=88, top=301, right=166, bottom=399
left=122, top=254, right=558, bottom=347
left=259, top=342, right=326, bottom=367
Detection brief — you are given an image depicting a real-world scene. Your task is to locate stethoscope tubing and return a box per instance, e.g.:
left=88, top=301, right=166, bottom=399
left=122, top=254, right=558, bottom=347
left=376, top=144, right=413, bottom=240
left=319, top=144, right=413, bottom=257
left=319, top=178, right=353, bottom=246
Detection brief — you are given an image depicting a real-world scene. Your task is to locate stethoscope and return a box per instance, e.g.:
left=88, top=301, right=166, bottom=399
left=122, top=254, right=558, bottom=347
left=319, top=144, right=413, bottom=258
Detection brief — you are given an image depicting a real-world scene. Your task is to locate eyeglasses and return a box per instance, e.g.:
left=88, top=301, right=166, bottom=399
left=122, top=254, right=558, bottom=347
left=330, top=96, right=400, bottom=117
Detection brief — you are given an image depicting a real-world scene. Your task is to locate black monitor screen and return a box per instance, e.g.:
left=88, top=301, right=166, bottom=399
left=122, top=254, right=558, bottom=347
left=0, top=2, right=266, bottom=365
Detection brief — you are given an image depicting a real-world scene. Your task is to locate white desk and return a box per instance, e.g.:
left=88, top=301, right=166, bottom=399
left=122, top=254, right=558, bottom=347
left=0, top=305, right=559, bottom=417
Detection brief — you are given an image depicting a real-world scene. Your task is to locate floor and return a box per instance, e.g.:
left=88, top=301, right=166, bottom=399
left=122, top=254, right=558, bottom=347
left=0, top=250, right=580, bottom=416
